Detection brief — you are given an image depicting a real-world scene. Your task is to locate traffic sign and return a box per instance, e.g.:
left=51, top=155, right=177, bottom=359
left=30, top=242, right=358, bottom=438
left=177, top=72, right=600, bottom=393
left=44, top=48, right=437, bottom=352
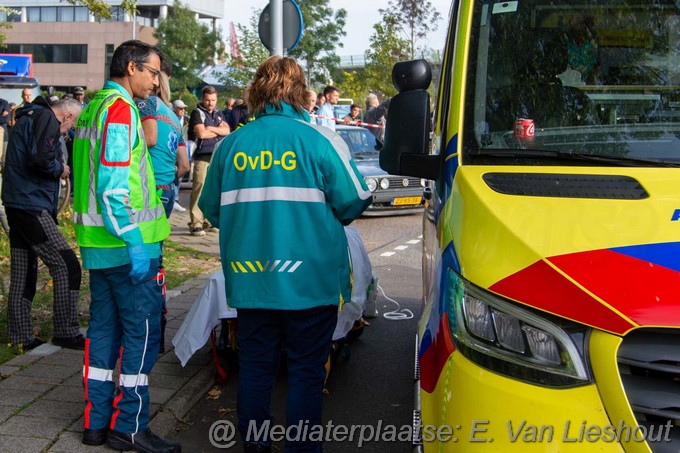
left=258, top=0, right=303, bottom=53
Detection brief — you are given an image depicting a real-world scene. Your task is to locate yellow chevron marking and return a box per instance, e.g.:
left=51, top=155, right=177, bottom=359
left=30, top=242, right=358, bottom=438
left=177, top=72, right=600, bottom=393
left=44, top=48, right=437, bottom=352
left=246, top=261, right=257, bottom=272
left=256, top=261, right=265, bottom=272
left=236, top=262, right=248, bottom=273
left=230, top=262, right=239, bottom=273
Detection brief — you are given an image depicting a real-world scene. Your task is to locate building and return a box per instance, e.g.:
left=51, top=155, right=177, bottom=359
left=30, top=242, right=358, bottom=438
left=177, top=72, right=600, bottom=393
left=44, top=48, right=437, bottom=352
left=0, top=0, right=224, bottom=93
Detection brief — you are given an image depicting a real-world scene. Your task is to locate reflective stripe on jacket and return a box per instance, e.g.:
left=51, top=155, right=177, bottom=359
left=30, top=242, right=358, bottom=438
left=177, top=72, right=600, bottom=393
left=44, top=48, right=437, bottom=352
left=72, top=84, right=170, bottom=249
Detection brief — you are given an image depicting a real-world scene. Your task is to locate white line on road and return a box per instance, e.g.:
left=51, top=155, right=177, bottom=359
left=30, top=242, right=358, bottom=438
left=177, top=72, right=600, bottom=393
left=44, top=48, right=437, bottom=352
left=406, top=240, right=420, bottom=244
left=394, top=245, right=408, bottom=251
left=381, top=251, right=396, bottom=257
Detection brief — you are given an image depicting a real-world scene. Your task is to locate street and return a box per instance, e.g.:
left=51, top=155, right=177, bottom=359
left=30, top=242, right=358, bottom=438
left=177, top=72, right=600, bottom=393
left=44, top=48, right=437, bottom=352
left=167, top=212, right=424, bottom=452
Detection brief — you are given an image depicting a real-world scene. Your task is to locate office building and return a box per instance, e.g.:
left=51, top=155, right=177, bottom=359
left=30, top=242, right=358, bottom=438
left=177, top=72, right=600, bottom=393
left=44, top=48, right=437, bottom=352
left=0, top=0, right=224, bottom=92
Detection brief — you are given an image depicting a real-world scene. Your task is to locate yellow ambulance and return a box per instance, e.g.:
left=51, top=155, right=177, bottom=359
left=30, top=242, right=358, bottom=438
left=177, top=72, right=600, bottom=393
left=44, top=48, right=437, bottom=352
left=379, top=1, right=680, bottom=452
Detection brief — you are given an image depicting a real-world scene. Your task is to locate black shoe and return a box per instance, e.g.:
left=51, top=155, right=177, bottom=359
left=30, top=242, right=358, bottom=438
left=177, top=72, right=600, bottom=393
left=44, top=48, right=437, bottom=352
left=82, top=427, right=108, bottom=446
left=10, top=338, right=45, bottom=351
left=107, top=428, right=181, bottom=453
left=52, top=334, right=86, bottom=350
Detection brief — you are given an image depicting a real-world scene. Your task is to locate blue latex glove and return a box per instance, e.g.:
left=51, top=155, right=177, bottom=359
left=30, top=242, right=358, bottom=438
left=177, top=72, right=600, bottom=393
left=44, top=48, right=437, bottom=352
left=127, top=244, right=150, bottom=284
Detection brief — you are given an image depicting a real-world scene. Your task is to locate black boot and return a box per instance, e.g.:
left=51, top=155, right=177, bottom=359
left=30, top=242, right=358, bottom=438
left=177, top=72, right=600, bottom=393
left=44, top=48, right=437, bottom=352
left=82, top=427, right=108, bottom=446
left=107, top=428, right=181, bottom=453
left=159, top=312, right=167, bottom=354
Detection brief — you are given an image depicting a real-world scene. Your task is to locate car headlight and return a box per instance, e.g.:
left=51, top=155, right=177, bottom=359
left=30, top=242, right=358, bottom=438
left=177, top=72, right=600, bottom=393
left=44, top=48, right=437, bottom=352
left=446, top=269, right=592, bottom=387
left=380, top=178, right=390, bottom=190
left=365, top=178, right=377, bottom=192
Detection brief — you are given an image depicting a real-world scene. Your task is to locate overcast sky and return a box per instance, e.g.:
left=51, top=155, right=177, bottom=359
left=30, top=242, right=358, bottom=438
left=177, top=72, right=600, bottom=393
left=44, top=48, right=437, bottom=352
left=223, top=0, right=452, bottom=56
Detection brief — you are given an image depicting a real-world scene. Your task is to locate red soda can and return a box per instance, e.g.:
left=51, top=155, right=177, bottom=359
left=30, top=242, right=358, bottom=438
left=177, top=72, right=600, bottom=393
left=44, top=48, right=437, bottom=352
left=514, top=119, right=535, bottom=138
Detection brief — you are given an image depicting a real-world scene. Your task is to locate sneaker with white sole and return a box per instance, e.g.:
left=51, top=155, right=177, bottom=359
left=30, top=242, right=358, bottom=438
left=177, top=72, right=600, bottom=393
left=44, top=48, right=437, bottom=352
left=173, top=201, right=186, bottom=212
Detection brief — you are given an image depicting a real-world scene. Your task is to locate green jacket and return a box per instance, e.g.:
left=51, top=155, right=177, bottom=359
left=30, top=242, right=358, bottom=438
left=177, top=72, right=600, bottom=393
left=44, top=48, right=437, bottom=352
left=199, top=102, right=371, bottom=310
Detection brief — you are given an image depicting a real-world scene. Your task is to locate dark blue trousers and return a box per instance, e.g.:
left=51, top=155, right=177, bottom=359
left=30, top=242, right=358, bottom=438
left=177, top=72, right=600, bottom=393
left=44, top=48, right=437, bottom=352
left=237, top=305, right=338, bottom=453
left=83, top=259, right=162, bottom=434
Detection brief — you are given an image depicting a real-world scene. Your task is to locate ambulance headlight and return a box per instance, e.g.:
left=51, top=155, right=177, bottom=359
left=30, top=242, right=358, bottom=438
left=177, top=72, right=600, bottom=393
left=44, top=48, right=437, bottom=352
left=365, top=178, right=378, bottom=192
left=446, top=270, right=592, bottom=387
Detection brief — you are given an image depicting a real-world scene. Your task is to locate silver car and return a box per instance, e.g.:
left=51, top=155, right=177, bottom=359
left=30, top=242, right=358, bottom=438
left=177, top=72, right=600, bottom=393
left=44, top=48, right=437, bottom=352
left=336, top=125, right=425, bottom=215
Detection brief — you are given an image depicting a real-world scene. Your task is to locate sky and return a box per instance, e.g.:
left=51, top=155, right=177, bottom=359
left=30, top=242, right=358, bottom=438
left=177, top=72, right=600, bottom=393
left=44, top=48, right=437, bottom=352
left=223, top=0, right=453, bottom=56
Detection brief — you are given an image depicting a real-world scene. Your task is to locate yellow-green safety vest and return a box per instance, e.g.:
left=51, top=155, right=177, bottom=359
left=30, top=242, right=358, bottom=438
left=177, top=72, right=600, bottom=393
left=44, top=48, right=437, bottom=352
left=72, top=89, right=169, bottom=248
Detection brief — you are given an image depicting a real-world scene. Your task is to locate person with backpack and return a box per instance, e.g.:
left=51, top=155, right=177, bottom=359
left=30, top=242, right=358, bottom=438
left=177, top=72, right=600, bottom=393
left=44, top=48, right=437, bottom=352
left=1, top=95, right=84, bottom=351
left=187, top=86, right=230, bottom=236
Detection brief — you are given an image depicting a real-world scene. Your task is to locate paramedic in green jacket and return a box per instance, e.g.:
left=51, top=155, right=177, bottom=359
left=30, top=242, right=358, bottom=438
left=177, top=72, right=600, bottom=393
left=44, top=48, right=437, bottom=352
left=199, top=56, right=371, bottom=453
left=72, top=40, right=179, bottom=453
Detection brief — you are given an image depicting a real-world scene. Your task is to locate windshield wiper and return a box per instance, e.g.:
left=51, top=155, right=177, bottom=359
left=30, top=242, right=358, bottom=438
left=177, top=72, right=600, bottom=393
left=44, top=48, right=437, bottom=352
left=473, top=149, right=680, bottom=167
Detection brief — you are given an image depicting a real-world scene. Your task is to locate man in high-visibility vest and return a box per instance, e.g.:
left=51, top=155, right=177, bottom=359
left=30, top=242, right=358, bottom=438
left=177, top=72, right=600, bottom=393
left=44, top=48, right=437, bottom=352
left=72, top=40, right=178, bottom=453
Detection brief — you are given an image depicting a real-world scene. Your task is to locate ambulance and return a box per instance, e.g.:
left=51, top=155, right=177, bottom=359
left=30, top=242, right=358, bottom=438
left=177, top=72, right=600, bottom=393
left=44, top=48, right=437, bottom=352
left=379, top=1, right=680, bottom=452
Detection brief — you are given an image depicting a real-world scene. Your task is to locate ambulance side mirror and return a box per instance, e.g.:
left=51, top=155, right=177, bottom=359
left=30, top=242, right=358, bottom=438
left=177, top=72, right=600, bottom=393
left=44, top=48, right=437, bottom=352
left=380, top=59, right=439, bottom=181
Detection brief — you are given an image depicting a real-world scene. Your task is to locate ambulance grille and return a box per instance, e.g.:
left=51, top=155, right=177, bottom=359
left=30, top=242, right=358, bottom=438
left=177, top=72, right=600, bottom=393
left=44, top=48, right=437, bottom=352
left=483, top=173, right=648, bottom=199
left=617, top=328, right=680, bottom=452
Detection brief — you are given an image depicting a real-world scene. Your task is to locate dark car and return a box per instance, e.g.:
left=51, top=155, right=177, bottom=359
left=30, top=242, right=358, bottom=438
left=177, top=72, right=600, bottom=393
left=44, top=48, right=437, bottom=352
left=336, top=125, right=425, bottom=215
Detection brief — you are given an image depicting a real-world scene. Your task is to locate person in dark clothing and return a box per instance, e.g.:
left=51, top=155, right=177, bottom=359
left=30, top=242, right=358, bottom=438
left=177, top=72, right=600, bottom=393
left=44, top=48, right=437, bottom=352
left=226, top=99, right=250, bottom=131
left=0, top=96, right=10, bottom=164
left=1, top=96, right=84, bottom=351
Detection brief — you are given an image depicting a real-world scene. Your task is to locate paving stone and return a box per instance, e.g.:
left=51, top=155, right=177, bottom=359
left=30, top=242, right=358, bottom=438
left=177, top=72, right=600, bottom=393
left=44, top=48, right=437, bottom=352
left=0, top=415, right=67, bottom=438
left=151, top=362, right=201, bottom=378
left=42, top=384, right=84, bottom=403
left=3, top=354, right=42, bottom=368
left=0, top=405, right=17, bottom=423
left=19, top=399, right=82, bottom=422
left=27, top=343, right=61, bottom=356
left=149, top=386, right=176, bottom=405
left=39, top=350, right=85, bottom=366
left=166, top=318, right=184, bottom=330
left=62, top=373, right=84, bottom=387
left=0, top=374, right=58, bottom=393
left=148, top=373, right=190, bottom=390
left=0, top=387, right=44, bottom=407
left=15, top=363, right=80, bottom=381
left=48, top=430, right=111, bottom=453
left=0, top=365, right=21, bottom=378
left=0, top=434, right=52, bottom=452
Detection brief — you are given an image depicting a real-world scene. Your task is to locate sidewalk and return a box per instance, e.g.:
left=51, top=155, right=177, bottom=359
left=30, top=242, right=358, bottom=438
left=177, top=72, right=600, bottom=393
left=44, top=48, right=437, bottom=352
left=0, top=195, right=223, bottom=451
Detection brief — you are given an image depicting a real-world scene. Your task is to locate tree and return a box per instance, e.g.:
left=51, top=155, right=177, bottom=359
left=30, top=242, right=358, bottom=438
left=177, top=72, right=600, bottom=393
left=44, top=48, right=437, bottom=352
left=378, top=0, right=441, bottom=59
left=362, top=15, right=411, bottom=98
left=219, top=13, right=269, bottom=90
left=288, top=0, right=347, bottom=86
left=154, top=0, right=223, bottom=91
left=64, top=0, right=138, bottom=20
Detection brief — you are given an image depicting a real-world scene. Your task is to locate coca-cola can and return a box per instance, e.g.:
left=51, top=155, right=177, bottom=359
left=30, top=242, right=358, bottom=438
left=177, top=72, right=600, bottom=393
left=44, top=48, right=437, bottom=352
left=514, top=119, right=535, bottom=138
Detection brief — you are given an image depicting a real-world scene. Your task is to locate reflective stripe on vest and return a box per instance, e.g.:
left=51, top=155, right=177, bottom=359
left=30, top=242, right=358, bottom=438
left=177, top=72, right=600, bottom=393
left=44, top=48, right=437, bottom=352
left=73, top=90, right=168, bottom=247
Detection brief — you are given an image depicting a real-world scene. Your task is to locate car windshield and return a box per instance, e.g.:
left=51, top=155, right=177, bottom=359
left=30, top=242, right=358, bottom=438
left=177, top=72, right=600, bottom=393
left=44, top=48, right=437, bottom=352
left=337, top=128, right=381, bottom=159
left=464, top=0, right=680, bottom=166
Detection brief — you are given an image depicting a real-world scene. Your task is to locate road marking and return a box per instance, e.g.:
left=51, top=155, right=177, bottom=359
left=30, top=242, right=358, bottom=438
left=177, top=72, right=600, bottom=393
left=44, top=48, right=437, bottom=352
left=381, top=251, right=396, bottom=257
left=394, top=245, right=408, bottom=251
left=406, top=240, right=420, bottom=244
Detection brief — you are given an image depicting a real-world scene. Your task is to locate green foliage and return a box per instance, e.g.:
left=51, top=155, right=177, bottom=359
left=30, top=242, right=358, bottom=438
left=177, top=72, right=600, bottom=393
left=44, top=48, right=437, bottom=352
left=154, top=0, right=224, bottom=92
left=362, top=17, right=410, bottom=98
left=379, top=0, right=442, bottom=59
left=63, top=0, right=139, bottom=21
left=220, top=14, right=269, bottom=90
left=288, top=0, right=347, bottom=85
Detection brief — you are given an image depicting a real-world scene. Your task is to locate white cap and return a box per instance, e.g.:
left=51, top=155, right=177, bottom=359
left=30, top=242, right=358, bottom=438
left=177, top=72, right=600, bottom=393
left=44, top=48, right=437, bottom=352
left=173, top=99, right=188, bottom=109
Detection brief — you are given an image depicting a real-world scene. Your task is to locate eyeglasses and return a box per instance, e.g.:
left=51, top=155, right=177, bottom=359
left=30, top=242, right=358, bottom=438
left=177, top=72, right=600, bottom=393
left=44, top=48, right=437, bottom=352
left=136, top=62, right=161, bottom=79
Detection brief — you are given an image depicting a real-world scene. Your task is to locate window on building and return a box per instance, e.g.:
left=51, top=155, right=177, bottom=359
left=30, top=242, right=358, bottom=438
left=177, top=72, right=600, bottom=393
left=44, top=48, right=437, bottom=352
left=58, top=7, right=74, bottom=22
left=27, top=7, right=40, bottom=22
left=74, top=7, right=89, bottom=22
left=105, top=44, right=114, bottom=80
left=5, top=44, right=88, bottom=64
left=0, top=7, right=21, bottom=22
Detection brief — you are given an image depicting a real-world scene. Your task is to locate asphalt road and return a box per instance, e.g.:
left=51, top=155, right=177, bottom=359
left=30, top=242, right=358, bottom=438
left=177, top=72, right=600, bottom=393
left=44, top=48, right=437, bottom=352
left=167, top=212, right=424, bottom=452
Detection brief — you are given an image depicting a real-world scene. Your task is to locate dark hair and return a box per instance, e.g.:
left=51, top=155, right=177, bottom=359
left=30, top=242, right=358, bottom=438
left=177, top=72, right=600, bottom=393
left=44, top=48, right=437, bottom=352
left=248, top=56, right=307, bottom=116
left=160, top=58, right=172, bottom=77
left=350, top=104, right=360, bottom=110
left=323, top=85, right=339, bottom=97
left=109, top=40, right=163, bottom=78
left=202, top=86, right=217, bottom=96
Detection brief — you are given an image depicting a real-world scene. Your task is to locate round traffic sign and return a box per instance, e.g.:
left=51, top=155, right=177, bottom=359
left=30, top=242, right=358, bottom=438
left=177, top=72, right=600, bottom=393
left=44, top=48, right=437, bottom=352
left=258, top=0, right=304, bottom=52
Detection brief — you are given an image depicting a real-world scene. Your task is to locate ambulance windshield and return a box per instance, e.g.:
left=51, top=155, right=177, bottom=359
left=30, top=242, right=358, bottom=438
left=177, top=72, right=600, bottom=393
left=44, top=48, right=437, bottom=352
left=467, top=0, right=680, bottom=165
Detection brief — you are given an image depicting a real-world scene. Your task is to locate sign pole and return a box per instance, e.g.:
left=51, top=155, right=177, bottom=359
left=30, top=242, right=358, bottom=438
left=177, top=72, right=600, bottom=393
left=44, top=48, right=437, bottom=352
left=270, top=0, right=284, bottom=56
